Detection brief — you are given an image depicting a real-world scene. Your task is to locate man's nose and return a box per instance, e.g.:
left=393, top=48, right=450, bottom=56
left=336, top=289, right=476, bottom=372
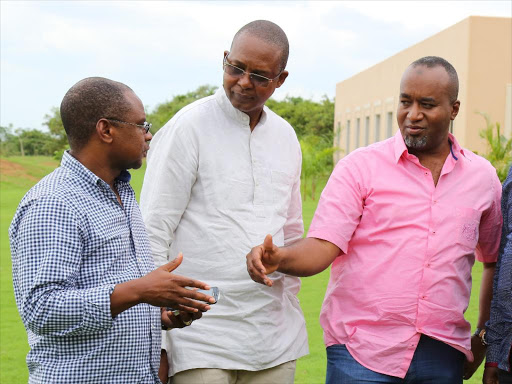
left=145, top=131, right=153, bottom=141
left=407, top=103, right=423, bottom=121
left=237, top=72, right=253, bottom=89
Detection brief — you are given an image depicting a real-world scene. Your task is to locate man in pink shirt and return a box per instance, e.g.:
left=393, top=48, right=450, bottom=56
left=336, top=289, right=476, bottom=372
left=246, top=56, right=502, bottom=383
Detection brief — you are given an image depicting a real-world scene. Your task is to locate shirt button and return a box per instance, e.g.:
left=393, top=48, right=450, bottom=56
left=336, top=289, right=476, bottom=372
left=137, top=257, right=142, bottom=262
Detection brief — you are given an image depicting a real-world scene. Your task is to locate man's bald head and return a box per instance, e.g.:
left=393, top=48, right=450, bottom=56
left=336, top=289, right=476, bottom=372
left=231, top=20, right=289, bottom=71
left=409, top=56, right=459, bottom=103
left=60, top=77, right=133, bottom=150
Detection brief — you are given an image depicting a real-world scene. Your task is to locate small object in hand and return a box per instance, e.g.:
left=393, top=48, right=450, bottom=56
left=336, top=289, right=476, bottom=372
left=166, top=308, right=181, bottom=317
left=197, top=287, right=220, bottom=304
left=182, top=318, right=193, bottom=326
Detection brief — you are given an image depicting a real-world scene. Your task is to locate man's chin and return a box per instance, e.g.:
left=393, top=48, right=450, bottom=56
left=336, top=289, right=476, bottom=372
left=404, top=135, right=428, bottom=150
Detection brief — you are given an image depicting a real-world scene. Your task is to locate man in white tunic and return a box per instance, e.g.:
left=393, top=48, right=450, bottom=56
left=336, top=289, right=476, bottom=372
left=140, top=20, right=308, bottom=384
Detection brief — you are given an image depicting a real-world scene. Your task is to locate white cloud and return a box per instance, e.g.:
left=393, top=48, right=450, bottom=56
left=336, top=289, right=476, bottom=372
left=1, top=1, right=510, bottom=129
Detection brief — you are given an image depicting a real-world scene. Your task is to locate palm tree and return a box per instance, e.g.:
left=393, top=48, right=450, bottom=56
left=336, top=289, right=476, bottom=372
left=478, top=112, right=512, bottom=183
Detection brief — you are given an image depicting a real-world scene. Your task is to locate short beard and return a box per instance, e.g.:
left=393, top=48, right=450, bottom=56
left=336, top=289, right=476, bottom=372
left=404, top=135, right=428, bottom=150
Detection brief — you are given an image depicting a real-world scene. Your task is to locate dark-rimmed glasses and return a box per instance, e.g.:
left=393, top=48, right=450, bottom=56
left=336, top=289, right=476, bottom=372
left=223, top=54, right=283, bottom=87
left=106, top=118, right=152, bottom=134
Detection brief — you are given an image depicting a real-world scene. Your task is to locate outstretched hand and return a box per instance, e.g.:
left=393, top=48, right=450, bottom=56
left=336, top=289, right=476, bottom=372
left=138, top=253, right=215, bottom=312
left=246, top=234, right=283, bottom=287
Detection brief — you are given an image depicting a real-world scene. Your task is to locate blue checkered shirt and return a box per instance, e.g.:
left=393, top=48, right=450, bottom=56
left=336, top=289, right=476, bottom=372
left=487, top=166, right=512, bottom=371
left=9, top=151, right=162, bottom=383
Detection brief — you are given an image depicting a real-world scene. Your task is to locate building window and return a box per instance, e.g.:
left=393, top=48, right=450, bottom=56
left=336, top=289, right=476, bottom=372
left=355, top=118, right=360, bottom=148
left=375, top=114, right=381, bottom=142
left=364, top=116, right=369, bottom=147
left=345, top=120, right=351, bottom=154
left=387, top=112, right=393, bottom=137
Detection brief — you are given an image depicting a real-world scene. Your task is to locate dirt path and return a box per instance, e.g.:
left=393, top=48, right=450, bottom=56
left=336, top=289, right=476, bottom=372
left=0, top=159, right=38, bottom=181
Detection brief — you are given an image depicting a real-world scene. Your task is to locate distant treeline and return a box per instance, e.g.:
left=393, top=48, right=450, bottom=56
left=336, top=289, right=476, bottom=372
left=0, top=85, right=337, bottom=200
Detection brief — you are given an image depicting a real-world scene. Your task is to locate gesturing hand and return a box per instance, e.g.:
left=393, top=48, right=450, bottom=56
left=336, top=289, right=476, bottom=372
left=246, top=234, right=282, bottom=287
left=138, top=253, right=215, bottom=312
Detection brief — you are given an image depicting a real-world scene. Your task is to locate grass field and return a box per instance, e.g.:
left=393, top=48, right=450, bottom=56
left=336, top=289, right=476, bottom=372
left=0, top=156, right=485, bottom=383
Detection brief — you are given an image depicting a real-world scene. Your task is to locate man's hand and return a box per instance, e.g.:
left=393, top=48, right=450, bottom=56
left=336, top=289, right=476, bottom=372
left=463, top=334, right=486, bottom=380
left=159, top=349, right=169, bottom=384
left=138, top=253, right=216, bottom=311
left=161, top=307, right=203, bottom=329
left=482, top=366, right=499, bottom=384
left=246, top=234, right=282, bottom=287
left=111, top=253, right=215, bottom=317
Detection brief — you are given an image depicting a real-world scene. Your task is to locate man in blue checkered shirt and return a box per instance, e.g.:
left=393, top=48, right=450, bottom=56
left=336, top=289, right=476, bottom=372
left=484, top=166, right=512, bottom=384
left=9, top=77, right=216, bottom=384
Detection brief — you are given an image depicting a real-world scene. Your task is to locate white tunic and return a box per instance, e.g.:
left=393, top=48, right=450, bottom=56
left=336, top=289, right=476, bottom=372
left=140, top=89, right=308, bottom=375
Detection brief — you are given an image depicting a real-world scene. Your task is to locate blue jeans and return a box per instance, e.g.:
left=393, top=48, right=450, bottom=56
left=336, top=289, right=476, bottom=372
left=326, top=334, right=464, bottom=384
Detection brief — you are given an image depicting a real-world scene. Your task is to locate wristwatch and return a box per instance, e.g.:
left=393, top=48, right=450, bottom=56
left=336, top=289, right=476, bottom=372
left=474, top=327, right=488, bottom=346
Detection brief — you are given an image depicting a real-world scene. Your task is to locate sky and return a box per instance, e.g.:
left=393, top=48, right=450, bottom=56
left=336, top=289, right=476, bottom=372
left=1, top=1, right=510, bottom=131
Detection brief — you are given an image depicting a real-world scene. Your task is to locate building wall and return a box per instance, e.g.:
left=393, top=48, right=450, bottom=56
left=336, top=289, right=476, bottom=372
left=334, top=16, right=512, bottom=162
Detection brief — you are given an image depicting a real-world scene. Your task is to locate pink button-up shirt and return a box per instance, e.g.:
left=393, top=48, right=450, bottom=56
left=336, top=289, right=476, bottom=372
left=308, top=131, right=502, bottom=378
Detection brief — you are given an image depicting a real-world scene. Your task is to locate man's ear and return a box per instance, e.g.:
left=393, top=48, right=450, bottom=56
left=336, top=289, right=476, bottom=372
left=96, top=119, right=114, bottom=144
left=450, top=100, right=460, bottom=120
left=276, top=70, right=288, bottom=89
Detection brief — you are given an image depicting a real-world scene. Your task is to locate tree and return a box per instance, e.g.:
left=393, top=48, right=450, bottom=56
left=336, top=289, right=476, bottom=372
left=478, top=112, right=512, bottom=183
left=0, top=125, right=21, bottom=156
left=266, top=96, right=335, bottom=139
left=300, top=134, right=339, bottom=201
left=147, top=85, right=218, bottom=132
left=43, top=107, right=68, bottom=151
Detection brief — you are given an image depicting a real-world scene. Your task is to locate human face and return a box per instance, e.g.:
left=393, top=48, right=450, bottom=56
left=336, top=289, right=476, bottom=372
left=397, top=65, right=459, bottom=156
left=111, top=91, right=152, bottom=170
left=223, top=33, right=288, bottom=123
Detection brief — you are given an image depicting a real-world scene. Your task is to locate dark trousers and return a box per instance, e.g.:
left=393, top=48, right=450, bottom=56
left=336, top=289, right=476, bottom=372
left=326, top=334, right=464, bottom=384
left=500, top=369, right=512, bottom=384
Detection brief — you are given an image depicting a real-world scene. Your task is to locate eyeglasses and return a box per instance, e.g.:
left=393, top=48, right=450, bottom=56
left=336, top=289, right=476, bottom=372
left=106, top=118, right=152, bottom=134
left=223, top=54, right=282, bottom=87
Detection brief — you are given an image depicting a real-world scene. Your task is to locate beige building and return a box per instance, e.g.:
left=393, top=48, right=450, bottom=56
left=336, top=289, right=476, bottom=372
left=334, top=16, right=512, bottom=162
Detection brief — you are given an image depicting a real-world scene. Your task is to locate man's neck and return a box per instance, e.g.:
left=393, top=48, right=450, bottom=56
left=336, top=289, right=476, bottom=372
left=247, top=109, right=263, bottom=131
left=70, top=149, right=120, bottom=190
left=408, top=141, right=452, bottom=186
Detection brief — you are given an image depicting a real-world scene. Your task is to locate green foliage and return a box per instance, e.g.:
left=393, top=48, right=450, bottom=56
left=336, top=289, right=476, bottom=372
left=43, top=107, right=68, bottom=150
left=147, top=85, right=218, bottom=132
left=266, top=96, right=335, bottom=139
left=0, top=125, right=62, bottom=156
left=266, top=96, right=336, bottom=201
left=300, top=135, right=339, bottom=201
left=478, top=112, right=512, bottom=182
left=0, top=125, right=20, bottom=155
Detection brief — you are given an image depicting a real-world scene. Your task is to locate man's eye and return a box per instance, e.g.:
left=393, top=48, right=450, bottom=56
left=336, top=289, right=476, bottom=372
left=400, top=100, right=411, bottom=105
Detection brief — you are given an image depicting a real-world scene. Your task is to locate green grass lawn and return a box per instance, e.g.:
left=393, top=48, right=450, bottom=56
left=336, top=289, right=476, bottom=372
left=0, top=156, right=485, bottom=383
